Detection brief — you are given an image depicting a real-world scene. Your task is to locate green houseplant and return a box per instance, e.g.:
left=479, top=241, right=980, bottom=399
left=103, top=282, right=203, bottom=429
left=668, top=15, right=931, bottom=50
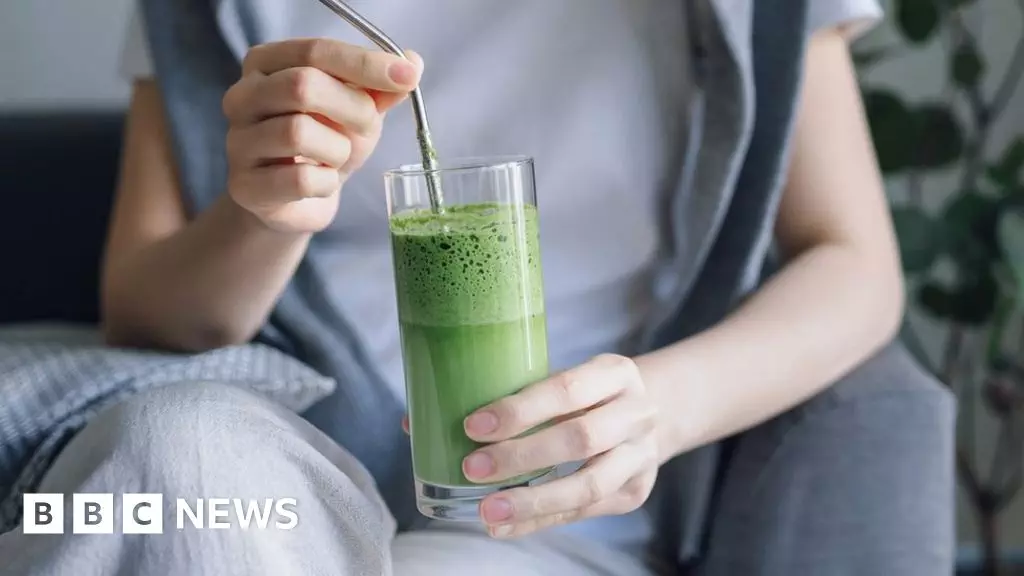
left=855, top=0, right=1024, bottom=573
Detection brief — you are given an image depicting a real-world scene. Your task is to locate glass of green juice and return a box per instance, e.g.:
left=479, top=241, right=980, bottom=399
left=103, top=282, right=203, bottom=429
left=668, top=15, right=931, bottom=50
left=385, top=156, right=552, bottom=521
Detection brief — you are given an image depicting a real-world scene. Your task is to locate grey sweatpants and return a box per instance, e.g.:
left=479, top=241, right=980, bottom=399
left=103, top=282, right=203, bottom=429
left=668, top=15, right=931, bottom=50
left=0, top=345, right=956, bottom=575
left=0, top=382, right=659, bottom=576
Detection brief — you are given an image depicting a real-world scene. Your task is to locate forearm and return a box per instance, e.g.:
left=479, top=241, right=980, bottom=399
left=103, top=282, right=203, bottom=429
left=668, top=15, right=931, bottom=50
left=636, top=29, right=903, bottom=464
left=637, top=241, right=904, bottom=464
left=102, top=194, right=310, bottom=351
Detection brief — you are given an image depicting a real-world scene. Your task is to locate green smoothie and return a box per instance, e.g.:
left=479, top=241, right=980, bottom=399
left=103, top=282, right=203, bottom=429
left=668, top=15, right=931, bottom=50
left=390, top=202, right=549, bottom=487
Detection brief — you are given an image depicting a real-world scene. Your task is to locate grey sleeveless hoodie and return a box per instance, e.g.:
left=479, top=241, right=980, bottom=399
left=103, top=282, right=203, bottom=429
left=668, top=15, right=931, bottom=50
left=138, top=0, right=819, bottom=564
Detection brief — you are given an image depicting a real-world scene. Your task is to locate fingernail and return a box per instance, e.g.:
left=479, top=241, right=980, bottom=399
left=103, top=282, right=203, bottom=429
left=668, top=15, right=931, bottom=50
left=491, top=524, right=514, bottom=538
left=463, top=452, right=494, bottom=479
left=481, top=498, right=513, bottom=523
left=388, top=61, right=416, bottom=85
left=465, top=411, right=499, bottom=435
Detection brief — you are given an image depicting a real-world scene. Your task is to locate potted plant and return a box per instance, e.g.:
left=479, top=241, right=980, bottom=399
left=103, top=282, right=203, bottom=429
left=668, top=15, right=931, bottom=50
left=855, top=0, right=1024, bottom=574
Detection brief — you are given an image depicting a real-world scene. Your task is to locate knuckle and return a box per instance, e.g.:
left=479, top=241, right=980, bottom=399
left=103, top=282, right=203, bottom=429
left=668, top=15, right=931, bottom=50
left=642, top=404, right=658, bottom=428
left=324, top=170, right=342, bottom=196
left=516, top=488, right=543, bottom=517
left=334, top=134, right=354, bottom=165
left=483, top=445, right=512, bottom=477
left=594, top=353, right=623, bottom=365
left=551, top=371, right=585, bottom=407
left=350, top=90, right=378, bottom=131
left=599, top=352, right=637, bottom=374
left=336, top=46, right=362, bottom=78
left=221, top=84, right=241, bottom=120
left=582, top=471, right=609, bottom=504
left=288, top=166, right=321, bottom=197
left=567, top=419, right=601, bottom=456
left=241, top=44, right=265, bottom=73
left=491, top=445, right=518, bottom=475
left=632, top=401, right=658, bottom=433
left=637, top=413, right=657, bottom=438
left=298, top=39, right=328, bottom=67
left=505, top=441, right=535, bottom=473
left=280, top=115, right=311, bottom=150
left=619, top=475, right=651, bottom=509
left=598, top=353, right=643, bottom=390
left=342, top=139, right=370, bottom=173
left=358, top=49, right=376, bottom=81
left=284, top=67, right=319, bottom=106
left=499, top=397, right=528, bottom=430
left=642, top=439, right=660, bottom=469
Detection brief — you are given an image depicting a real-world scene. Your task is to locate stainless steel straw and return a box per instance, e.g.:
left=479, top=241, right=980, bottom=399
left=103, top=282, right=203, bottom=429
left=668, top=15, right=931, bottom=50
left=314, top=0, right=445, bottom=212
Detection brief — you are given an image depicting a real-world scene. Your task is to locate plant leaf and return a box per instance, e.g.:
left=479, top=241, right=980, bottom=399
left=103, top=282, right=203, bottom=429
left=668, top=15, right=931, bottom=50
left=986, top=137, right=1024, bottom=194
left=892, top=206, right=940, bottom=273
left=941, top=192, right=1001, bottom=266
left=947, top=0, right=979, bottom=11
left=864, top=90, right=917, bottom=173
left=998, top=209, right=1024, bottom=299
left=897, top=0, right=942, bottom=43
left=952, top=42, right=985, bottom=88
left=911, top=105, right=965, bottom=169
left=853, top=48, right=892, bottom=69
left=956, top=275, right=999, bottom=325
left=918, top=282, right=955, bottom=319
left=862, top=90, right=964, bottom=173
left=917, top=275, right=998, bottom=325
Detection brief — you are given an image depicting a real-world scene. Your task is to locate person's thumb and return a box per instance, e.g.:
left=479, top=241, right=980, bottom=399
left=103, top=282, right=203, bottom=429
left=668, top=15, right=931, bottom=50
left=375, top=50, right=424, bottom=113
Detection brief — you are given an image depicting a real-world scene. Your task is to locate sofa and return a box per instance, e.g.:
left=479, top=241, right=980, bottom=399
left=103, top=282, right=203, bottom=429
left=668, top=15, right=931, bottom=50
left=0, top=111, right=123, bottom=326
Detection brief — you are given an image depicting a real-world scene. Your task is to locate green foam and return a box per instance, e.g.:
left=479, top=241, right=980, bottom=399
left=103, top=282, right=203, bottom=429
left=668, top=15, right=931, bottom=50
left=389, top=202, right=545, bottom=326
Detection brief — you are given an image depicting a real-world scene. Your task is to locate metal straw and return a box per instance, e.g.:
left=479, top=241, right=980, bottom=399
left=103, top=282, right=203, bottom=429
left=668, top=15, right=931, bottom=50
left=314, top=0, right=445, bottom=212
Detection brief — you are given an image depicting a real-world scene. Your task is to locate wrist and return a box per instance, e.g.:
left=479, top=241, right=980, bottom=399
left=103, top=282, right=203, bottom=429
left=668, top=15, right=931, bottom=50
left=220, top=194, right=311, bottom=243
left=634, top=341, right=715, bottom=464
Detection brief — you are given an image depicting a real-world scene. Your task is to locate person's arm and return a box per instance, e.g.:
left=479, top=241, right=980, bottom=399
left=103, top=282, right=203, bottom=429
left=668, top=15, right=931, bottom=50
left=101, top=41, right=422, bottom=352
left=639, top=27, right=904, bottom=460
left=448, top=28, right=904, bottom=537
left=101, top=81, right=311, bottom=351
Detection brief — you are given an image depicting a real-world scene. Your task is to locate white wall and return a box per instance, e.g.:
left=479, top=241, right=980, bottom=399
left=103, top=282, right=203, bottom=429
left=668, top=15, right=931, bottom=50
left=0, top=0, right=134, bottom=109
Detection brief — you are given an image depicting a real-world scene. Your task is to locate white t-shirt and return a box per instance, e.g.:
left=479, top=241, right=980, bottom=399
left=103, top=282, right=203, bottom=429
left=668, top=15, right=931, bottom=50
left=122, top=2, right=688, bottom=401
left=122, top=0, right=688, bottom=553
left=120, top=0, right=881, bottom=556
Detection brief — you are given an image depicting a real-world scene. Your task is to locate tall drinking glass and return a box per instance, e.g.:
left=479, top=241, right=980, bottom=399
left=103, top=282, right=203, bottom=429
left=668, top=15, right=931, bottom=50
left=386, top=157, right=551, bottom=521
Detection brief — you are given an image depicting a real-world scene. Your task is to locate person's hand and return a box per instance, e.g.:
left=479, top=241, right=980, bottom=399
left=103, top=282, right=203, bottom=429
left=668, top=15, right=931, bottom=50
left=221, top=39, right=423, bottom=233
left=464, top=354, right=659, bottom=538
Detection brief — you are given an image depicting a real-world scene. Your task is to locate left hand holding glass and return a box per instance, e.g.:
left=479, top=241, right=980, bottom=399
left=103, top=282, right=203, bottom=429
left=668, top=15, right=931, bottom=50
left=460, top=353, right=659, bottom=538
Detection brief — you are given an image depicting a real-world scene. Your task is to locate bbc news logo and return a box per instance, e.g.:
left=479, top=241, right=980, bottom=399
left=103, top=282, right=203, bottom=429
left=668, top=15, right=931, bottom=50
left=23, top=494, right=298, bottom=534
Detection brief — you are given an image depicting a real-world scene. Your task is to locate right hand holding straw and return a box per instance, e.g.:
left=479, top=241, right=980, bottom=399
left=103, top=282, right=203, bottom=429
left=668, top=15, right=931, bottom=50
left=221, top=39, right=423, bottom=233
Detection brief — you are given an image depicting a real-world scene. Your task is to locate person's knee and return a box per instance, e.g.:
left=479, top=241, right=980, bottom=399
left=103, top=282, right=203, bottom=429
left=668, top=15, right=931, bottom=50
left=756, top=343, right=957, bottom=508
left=752, top=390, right=954, bottom=571
left=111, top=380, right=295, bottom=448
left=768, top=341, right=957, bottom=444
left=825, top=341, right=956, bottom=413
left=17, top=382, right=395, bottom=574
left=84, top=382, right=298, bottom=487
left=44, top=382, right=392, bottom=529
left=702, top=345, right=957, bottom=570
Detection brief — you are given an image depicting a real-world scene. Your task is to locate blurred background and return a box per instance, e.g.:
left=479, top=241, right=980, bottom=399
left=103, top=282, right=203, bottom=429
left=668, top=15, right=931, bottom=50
left=1, top=0, right=1023, bottom=574
left=0, top=1, right=131, bottom=109
left=855, top=1, right=1024, bottom=575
